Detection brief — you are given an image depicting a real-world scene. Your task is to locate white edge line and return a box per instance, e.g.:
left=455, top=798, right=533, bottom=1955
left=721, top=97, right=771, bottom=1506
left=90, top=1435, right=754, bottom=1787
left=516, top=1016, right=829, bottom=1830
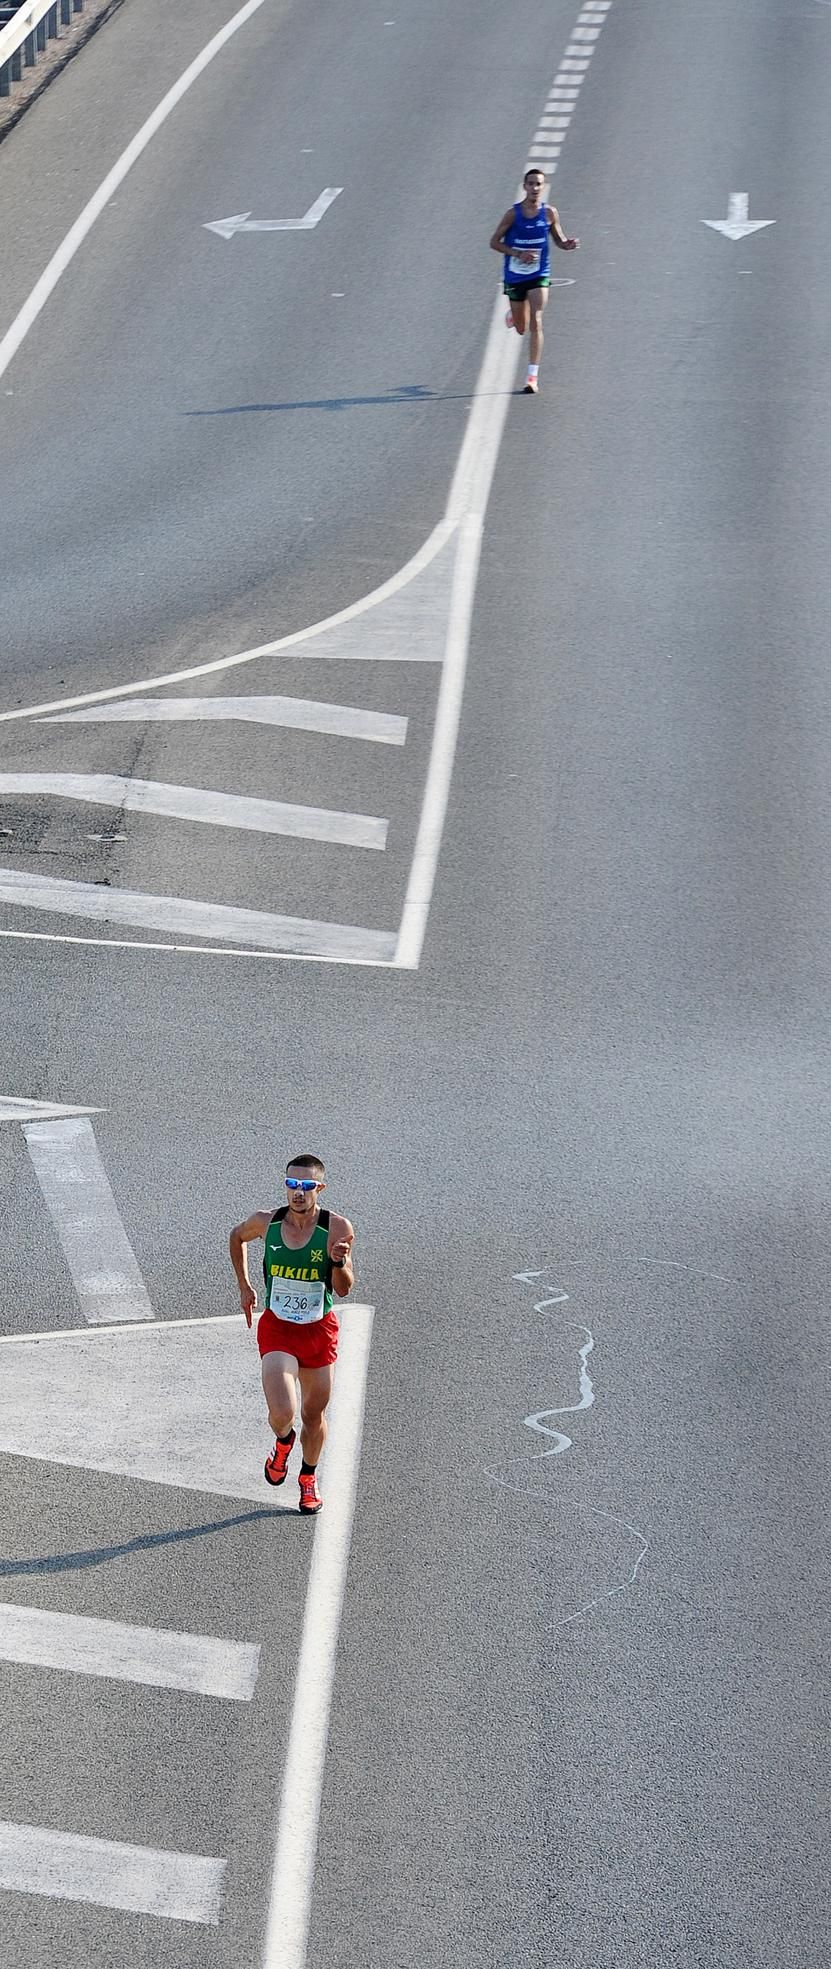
left=262, top=1306, right=374, bottom=1969
left=0, top=0, right=273, bottom=389
left=0, top=926, right=397, bottom=965
left=0, top=1306, right=374, bottom=1345
left=393, top=512, right=483, bottom=968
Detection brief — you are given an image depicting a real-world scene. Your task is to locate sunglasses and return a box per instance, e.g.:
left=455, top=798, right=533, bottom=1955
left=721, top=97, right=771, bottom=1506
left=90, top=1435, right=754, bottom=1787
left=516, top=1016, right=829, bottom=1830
left=285, top=1177, right=319, bottom=1192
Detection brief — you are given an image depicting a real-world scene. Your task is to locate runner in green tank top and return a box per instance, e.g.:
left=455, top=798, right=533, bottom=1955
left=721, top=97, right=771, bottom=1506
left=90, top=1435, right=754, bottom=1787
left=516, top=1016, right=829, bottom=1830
left=229, top=1154, right=354, bottom=1515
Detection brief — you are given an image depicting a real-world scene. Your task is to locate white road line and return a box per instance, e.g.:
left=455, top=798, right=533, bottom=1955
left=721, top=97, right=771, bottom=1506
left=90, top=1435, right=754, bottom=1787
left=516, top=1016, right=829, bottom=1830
left=24, top=1117, right=154, bottom=1326
left=0, top=1603, right=260, bottom=1700
left=263, top=1299, right=374, bottom=1961
left=0, top=1822, right=225, bottom=1925
left=0, top=518, right=457, bottom=724
left=262, top=1306, right=374, bottom=1969
left=0, top=1095, right=100, bottom=1125
left=0, top=0, right=614, bottom=971
left=0, top=774, right=387, bottom=850
left=0, top=1306, right=375, bottom=1502
left=0, top=0, right=274, bottom=383
left=0, top=870, right=397, bottom=959
left=41, top=696, right=408, bottom=745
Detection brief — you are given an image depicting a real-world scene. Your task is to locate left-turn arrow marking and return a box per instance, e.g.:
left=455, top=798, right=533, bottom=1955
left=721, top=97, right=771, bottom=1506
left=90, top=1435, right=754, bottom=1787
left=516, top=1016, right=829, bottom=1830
left=204, top=187, right=343, bottom=238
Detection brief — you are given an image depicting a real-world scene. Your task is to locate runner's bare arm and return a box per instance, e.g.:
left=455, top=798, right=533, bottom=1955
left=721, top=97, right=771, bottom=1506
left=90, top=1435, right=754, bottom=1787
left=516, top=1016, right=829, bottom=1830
left=229, top=1209, right=271, bottom=1325
left=547, top=205, right=579, bottom=249
left=328, top=1212, right=355, bottom=1297
left=490, top=209, right=518, bottom=256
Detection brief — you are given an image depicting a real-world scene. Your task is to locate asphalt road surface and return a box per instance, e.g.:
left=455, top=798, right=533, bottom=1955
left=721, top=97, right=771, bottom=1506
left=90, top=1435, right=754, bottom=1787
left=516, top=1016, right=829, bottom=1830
left=1, top=0, right=830, bottom=1964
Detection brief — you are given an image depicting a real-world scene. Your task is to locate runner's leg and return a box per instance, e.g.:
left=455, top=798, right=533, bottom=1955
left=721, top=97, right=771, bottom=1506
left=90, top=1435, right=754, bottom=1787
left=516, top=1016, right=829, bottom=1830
left=261, top=1350, right=299, bottom=1435
left=510, top=294, right=530, bottom=336
left=298, top=1363, right=335, bottom=1467
left=528, top=286, right=548, bottom=367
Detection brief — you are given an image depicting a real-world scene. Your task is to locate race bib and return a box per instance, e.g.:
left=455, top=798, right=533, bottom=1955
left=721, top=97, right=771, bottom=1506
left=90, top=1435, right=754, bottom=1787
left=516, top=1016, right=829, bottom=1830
left=508, top=247, right=541, bottom=278
left=269, top=1277, right=326, bottom=1324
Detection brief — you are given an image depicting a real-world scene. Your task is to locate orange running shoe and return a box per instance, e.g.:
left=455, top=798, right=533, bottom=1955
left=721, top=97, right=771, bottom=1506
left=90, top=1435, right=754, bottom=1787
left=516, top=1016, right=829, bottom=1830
left=298, top=1471, right=323, bottom=1515
left=264, top=1429, right=295, bottom=1486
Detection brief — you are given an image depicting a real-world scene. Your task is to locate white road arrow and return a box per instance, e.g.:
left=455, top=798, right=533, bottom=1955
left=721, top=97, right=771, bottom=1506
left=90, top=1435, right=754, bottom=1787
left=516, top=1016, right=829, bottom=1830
left=703, top=192, right=775, bottom=241
left=204, top=187, right=343, bottom=239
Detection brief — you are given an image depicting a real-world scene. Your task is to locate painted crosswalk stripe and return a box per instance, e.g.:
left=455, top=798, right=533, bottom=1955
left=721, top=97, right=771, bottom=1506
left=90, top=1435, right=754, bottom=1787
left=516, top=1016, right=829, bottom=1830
left=0, top=1603, right=260, bottom=1700
left=0, top=1822, right=224, bottom=1924
left=24, top=1116, right=154, bottom=1326
left=41, top=696, right=408, bottom=745
left=0, top=774, right=387, bottom=850
left=0, top=870, right=397, bottom=960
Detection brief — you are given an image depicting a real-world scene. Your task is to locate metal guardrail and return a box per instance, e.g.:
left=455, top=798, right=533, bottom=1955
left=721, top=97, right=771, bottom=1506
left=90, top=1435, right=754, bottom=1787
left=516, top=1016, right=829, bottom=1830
left=0, top=2, right=88, bottom=101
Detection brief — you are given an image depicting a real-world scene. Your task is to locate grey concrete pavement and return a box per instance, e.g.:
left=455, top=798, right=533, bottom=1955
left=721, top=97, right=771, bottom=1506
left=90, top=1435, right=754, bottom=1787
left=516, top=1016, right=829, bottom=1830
left=1, top=0, right=831, bottom=1964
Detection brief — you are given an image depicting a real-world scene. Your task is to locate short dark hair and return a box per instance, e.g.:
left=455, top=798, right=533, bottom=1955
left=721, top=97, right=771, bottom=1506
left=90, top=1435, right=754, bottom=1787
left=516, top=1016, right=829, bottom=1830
left=286, top=1153, right=325, bottom=1179
left=524, top=168, right=547, bottom=184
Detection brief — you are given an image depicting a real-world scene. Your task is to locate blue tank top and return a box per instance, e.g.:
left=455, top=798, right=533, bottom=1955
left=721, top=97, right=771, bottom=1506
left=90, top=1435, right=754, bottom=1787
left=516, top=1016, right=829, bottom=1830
left=503, top=202, right=550, bottom=282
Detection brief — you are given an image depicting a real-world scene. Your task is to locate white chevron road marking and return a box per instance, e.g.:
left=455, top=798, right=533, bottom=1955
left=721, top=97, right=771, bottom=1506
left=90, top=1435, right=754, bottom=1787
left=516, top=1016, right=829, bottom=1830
left=0, top=774, right=387, bottom=850
left=0, top=1823, right=225, bottom=1925
left=0, top=870, right=397, bottom=959
left=0, top=1602, right=260, bottom=1701
left=23, top=1115, right=154, bottom=1325
left=41, top=695, right=408, bottom=744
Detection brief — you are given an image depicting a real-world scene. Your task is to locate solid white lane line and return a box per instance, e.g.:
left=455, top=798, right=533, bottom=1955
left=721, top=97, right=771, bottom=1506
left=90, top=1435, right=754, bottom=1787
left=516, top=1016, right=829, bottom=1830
left=262, top=1307, right=374, bottom=1969
left=0, top=773, right=387, bottom=851
left=41, top=697, right=408, bottom=745
left=0, top=871, right=397, bottom=960
left=0, top=0, right=274, bottom=383
left=24, top=1117, right=154, bottom=1327
left=0, top=1822, right=225, bottom=1924
left=0, top=1602, right=260, bottom=1700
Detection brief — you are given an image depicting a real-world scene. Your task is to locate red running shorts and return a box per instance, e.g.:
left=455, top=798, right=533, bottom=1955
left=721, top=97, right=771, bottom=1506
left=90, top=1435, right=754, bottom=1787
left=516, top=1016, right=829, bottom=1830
left=257, top=1308, right=340, bottom=1369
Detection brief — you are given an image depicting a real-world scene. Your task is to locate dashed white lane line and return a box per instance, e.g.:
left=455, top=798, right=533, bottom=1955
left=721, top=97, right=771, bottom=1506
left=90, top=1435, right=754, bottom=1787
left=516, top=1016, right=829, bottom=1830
left=0, top=1603, right=260, bottom=1701
left=0, top=1822, right=225, bottom=1925
left=0, top=774, right=387, bottom=851
left=24, top=1116, right=154, bottom=1327
left=42, top=696, right=408, bottom=746
left=0, top=872, right=397, bottom=960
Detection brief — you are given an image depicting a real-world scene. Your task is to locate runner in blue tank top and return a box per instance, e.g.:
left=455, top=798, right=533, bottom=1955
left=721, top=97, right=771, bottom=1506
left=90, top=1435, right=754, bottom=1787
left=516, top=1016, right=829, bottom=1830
left=490, top=168, right=579, bottom=393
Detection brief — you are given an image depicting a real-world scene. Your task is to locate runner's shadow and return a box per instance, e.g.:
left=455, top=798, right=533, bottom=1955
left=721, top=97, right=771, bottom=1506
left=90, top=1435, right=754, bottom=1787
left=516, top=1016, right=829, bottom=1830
left=183, top=384, right=478, bottom=415
left=0, top=1507, right=295, bottom=1577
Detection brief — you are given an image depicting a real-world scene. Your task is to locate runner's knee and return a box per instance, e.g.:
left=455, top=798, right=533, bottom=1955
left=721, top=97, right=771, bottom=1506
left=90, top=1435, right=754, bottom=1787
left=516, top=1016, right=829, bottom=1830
left=268, top=1397, right=295, bottom=1434
left=301, top=1395, right=329, bottom=1429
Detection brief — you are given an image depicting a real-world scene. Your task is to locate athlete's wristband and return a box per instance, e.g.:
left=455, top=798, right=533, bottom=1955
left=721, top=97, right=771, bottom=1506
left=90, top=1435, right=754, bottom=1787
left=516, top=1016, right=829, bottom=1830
left=331, top=1253, right=350, bottom=1267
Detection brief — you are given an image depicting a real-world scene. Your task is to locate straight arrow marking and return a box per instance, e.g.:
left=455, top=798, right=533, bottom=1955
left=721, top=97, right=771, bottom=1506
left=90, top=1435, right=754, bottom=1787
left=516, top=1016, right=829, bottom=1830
left=703, top=191, right=775, bottom=241
left=205, top=188, right=343, bottom=238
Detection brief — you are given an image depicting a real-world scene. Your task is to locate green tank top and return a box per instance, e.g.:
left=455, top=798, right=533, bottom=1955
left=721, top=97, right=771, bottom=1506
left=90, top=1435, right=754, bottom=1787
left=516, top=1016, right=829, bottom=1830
left=263, top=1207, right=335, bottom=1324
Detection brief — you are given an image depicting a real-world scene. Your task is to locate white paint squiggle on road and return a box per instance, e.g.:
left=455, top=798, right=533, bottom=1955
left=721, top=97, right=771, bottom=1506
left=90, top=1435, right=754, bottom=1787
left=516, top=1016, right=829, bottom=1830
left=556, top=1510, right=649, bottom=1632
left=524, top=1326, right=595, bottom=1457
